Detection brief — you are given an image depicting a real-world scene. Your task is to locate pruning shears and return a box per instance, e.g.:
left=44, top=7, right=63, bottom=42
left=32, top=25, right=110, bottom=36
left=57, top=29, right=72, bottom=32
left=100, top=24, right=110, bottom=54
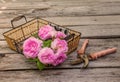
left=70, top=39, right=117, bottom=68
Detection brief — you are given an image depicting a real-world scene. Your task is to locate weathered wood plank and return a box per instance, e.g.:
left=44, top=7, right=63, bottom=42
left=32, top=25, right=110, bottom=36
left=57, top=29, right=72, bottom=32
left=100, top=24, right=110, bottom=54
left=1, top=0, right=120, bottom=7
left=0, top=2, right=50, bottom=10
left=0, top=28, right=12, bottom=40
left=0, top=41, right=16, bottom=53
left=0, top=17, right=32, bottom=28
left=68, top=25, right=120, bottom=39
left=1, top=24, right=120, bottom=40
left=1, top=38, right=119, bottom=53
left=1, top=0, right=120, bottom=17
left=0, top=68, right=120, bottom=82
left=2, top=0, right=120, bottom=3
left=1, top=2, right=120, bottom=17
left=0, top=39, right=119, bottom=70
left=1, top=16, right=120, bottom=28
left=0, top=0, right=120, bottom=82
left=44, top=16, right=120, bottom=26
left=1, top=0, right=120, bottom=8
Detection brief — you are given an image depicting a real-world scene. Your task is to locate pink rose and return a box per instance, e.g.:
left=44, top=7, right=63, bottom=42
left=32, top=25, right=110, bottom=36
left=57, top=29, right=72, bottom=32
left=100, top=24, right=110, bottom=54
left=23, top=37, right=43, bottom=58
left=51, top=38, right=68, bottom=53
left=50, top=30, right=57, bottom=38
left=38, top=47, right=55, bottom=65
left=52, top=51, right=67, bottom=66
left=38, top=25, right=55, bottom=40
left=55, top=31, right=66, bottom=39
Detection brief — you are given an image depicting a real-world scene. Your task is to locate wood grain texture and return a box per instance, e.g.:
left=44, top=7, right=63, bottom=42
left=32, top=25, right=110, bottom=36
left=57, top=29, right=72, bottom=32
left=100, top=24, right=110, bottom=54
left=68, top=25, right=120, bottom=39
left=1, top=0, right=120, bottom=17
left=0, top=68, right=120, bottom=82
left=1, top=24, right=120, bottom=40
left=2, top=15, right=120, bottom=28
left=0, top=39, right=119, bottom=70
left=0, top=40, right=16, bottom=53
left=0, top=0, right=120, bottom=82
left=44, top=16, right=120, bottom=26
left=0, top=28, right=12, bottom=40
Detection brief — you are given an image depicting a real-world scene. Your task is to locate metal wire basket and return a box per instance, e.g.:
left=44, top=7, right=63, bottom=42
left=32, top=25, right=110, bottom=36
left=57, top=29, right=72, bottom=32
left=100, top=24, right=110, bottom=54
left=3, top=15, right=81, bottom=55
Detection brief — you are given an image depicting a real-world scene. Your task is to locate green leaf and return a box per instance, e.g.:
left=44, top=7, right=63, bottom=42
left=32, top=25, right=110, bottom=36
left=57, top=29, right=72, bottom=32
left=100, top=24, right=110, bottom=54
left=32, top=33, right=39, bottom=39
left=28, top=58, right=45, bottom=70
left=36, top=60, right=45, bottom=70
left=28, top=58, right=38, bottom=62
left=43, top=40, right=52, bottom=47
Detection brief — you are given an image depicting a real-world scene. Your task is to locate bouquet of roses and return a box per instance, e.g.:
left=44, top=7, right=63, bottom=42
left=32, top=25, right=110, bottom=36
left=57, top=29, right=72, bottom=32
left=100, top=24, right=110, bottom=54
left=23, top=25, right=68, bottom=70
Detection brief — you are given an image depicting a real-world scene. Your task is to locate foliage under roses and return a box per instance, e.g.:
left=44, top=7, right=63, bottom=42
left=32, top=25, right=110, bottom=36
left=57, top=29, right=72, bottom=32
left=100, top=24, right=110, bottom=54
left=23, top=25, right=68, bottom=70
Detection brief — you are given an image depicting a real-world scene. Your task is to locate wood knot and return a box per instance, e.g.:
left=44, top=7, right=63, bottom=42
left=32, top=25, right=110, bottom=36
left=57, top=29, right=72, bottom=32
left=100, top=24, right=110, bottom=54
left=94, top=19, right=97, bottom=21
left=0, top=53, right=5, bottom=58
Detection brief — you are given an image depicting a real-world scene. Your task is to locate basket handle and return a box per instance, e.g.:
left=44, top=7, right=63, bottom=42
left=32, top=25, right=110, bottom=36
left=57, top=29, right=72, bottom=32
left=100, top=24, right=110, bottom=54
left=11, top=15, right=27, bottom=29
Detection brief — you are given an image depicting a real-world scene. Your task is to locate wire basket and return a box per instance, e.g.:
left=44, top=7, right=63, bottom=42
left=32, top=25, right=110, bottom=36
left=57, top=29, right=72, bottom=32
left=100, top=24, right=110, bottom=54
left=3, top=15, right=81, bottom=55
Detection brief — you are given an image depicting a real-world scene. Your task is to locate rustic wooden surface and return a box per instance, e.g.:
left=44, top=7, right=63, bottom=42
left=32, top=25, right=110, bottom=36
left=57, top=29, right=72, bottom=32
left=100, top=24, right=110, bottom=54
left=0, top=0, right=120, bottom=82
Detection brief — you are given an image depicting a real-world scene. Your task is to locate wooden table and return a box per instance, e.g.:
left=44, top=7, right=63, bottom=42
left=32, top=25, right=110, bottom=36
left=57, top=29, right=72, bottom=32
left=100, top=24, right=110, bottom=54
left=0, top=0, right=120, bottom=82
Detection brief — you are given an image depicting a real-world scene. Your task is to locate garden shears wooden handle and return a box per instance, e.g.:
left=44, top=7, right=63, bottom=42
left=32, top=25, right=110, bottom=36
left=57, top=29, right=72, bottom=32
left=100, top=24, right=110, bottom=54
left=70, top=39, right=117, bottom=68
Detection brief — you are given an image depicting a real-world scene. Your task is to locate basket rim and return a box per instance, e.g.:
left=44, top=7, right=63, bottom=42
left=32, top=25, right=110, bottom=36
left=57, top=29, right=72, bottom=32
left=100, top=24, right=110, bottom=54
left=3, top=18, right=36, bottom=36
left=3, top=17, right=81, bottom=39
